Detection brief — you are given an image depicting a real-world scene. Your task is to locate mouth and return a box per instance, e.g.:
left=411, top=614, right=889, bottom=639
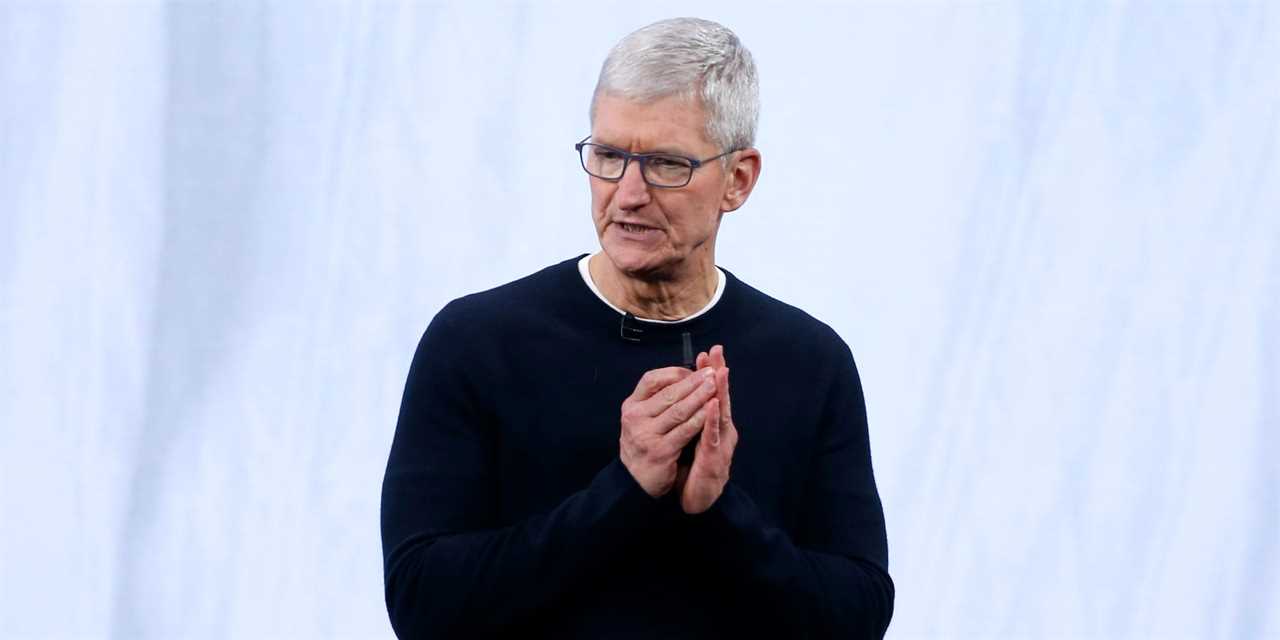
left=616, top=221, right=660, bottom=234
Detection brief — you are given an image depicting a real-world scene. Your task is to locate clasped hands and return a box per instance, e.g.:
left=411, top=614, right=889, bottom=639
left=619, top=345, right=739, bottom=514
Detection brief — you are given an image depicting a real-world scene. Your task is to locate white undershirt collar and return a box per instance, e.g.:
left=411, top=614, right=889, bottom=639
left=578, top=253, right=726, bottom=324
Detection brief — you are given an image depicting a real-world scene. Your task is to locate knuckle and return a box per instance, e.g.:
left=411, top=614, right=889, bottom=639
left=668, top=405, right=690, bottom=424
left=654, top=442, right=677, bottom=461
left=674, top=424, right=694, bottom=441
left=685, top=421, right=704, bottom=439
left=674, top=426, right=693, bottom=443
left=624, top=402, right=652, bottom=422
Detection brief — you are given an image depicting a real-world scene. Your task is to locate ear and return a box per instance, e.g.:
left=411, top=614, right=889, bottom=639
left=719, top=148, right=762, bottom=213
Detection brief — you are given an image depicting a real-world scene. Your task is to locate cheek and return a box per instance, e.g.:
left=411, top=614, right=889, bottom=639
left=588, top=183, right=612, bottom=219
left=665, top=197, right=718, bottom=234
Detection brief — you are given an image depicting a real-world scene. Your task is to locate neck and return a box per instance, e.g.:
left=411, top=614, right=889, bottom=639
left=589, top=252, right=717, bottom=321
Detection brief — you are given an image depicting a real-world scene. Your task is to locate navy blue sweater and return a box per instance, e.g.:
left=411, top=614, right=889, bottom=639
left=380, top=256, right=893, bottom=638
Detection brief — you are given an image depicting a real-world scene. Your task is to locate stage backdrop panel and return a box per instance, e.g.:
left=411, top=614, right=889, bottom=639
left=2, top=2, right=1276, bottom=638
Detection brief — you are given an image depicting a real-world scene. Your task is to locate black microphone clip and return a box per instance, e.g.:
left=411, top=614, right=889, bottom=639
left=620, top=312, right=644, bottom=343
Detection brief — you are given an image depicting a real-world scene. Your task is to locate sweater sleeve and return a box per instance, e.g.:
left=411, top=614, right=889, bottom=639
left=379, top=303, right=663, bottom=638
left=689, top=337, right=894, bottom=639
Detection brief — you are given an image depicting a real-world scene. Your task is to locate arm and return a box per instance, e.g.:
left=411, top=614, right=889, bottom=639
left=690, top=340, right=894, bottom=639
left=379, top=305, right=664, bottom=638
left=692, top=485, right=894, bottom=639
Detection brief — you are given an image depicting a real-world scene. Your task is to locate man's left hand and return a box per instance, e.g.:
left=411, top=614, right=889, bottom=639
left=676, top=345, right=739, bottom=514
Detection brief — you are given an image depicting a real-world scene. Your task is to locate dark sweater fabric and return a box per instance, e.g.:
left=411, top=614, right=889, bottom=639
left=380, top=255, right=893, bottom=639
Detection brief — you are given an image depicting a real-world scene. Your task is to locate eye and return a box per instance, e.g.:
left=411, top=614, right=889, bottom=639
left=592, top=147, right=624, bottom=161
left=649, top=156, right=690, bottom=168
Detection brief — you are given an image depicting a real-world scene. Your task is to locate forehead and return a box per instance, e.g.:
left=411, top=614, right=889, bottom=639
left=591, top=93, right=714, bottom=153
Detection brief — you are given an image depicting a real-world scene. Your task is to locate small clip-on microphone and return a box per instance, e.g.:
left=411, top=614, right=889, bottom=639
left=620, top=312, right=644, bottom=343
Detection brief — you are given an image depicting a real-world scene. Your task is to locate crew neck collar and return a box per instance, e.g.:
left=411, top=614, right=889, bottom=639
left=568, top=253, right=736, bottom=342
left=577, top=253, right=726, bottom=324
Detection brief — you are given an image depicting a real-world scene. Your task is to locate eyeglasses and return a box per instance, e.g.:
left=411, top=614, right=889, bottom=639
left=574, top=136, right=739, bottom=188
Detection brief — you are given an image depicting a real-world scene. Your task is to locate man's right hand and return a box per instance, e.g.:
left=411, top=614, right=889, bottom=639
left=619, top=366, right=719, bottom=498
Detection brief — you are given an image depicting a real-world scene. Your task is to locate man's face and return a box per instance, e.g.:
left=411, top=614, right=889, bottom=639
left=589, top=93, right=730, bottom=279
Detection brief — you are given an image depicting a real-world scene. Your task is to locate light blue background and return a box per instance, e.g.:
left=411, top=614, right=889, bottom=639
left=2, top=2, right=1276, bottom=638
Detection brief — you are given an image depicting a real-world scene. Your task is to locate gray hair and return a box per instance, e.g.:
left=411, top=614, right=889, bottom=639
left=591, top=17, right=759, bottom=153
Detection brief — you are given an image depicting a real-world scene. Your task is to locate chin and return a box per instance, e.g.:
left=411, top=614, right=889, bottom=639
left=600, top=240, right=676, bottom=281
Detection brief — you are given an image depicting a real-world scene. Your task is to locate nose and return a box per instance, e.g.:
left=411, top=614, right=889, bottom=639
left=613, top=158, right=651, bottom=209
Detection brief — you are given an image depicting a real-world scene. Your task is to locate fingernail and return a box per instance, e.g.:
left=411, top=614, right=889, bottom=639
left=702, top=368, right=715, bottom=379
left=711, top=430, right=720, bottom=446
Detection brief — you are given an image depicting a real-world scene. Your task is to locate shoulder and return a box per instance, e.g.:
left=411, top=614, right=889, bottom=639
left=725, top=269, right=852, bottom=357
left=431, top=255, right=584, bottom=330
left=408, top=256, right=586, bottom=378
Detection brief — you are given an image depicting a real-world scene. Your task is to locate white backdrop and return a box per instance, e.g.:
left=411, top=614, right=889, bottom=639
left=2, top=2, right=1277, bottom=638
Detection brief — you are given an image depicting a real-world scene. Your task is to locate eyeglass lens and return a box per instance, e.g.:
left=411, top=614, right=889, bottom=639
left=580, top=144, right=694, bottom=187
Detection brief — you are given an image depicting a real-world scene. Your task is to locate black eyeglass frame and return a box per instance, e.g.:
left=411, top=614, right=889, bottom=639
left=574, top=135, right=741, bottom=189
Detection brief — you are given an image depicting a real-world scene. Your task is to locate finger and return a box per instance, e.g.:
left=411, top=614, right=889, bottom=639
left=718, top=366, right=733, bottom=425
left=711, top=344, right=727, bottom=370
left=630, top=366, right=694, bottom=402
left=654, top=370, right=718, bottom=429
left=704, top=394, right=721, bottom=447
left=696, top=351, right=710, bottom=371
left=663, top=404, right=707, bottom=449
left=641, top=366, right=715, bottom=419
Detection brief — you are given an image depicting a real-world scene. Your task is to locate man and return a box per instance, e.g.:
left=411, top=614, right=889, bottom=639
left=381, top=17, right=893, bottom=638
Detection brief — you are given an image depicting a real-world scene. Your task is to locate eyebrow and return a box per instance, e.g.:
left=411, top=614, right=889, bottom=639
left=592, top=139, right=694, bottom=157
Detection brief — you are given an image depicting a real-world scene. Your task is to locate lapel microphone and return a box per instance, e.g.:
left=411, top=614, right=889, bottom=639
left=620, top=314, right=697, bottom=369
left=620, top=312, right=644, bottom=343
